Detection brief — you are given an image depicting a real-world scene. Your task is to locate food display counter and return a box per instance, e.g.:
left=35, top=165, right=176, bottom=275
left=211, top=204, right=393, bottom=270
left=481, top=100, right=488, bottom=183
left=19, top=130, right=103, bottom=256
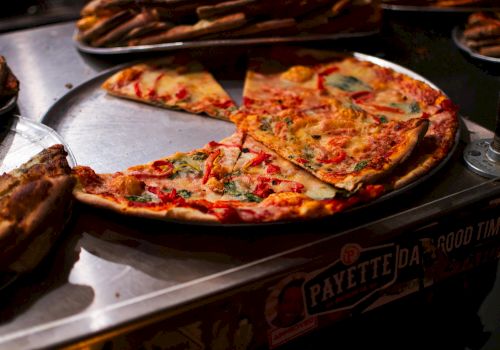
left=0, top=6, right=500, bottom=350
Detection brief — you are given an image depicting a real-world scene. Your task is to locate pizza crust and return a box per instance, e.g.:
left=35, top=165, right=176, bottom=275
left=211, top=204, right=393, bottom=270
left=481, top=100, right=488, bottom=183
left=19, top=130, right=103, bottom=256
left=74, top=185, right=218, bottom=223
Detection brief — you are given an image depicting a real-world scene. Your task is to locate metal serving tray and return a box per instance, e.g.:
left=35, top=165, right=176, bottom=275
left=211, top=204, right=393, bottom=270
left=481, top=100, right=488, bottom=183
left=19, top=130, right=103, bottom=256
left=452, top=26, right=500, bottom=64
left=73, top=30, right=380, bottom=55
left=41, top=51, right=459, bottom=220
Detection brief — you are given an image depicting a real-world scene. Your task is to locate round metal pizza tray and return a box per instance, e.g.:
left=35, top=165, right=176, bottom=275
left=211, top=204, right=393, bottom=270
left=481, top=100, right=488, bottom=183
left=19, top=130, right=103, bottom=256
left=73, top=29, right=380, bottom=56
left=0, top=115, right=76, bottom=174
left=452, top=26, right=500, bottom=64
left=40, top=51, right=460, bottom=226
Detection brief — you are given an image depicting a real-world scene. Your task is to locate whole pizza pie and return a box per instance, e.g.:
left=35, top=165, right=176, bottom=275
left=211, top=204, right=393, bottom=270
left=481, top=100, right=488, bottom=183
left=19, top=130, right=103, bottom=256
left=72, top=48, right=458, bottom=224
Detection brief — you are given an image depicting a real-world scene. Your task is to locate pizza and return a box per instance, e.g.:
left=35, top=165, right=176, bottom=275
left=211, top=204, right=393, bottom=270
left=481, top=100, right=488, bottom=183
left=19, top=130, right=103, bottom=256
left=72, top=133, right=384, bottom=224
left=0, top=144, right=75, bottom=273
left=233, top=48, right=458, bottom=190
left=102, top=54, right=237, bottom=120
left=71, top=48, right=457, bottom=224
left=0, top=55, right=19, bottom=104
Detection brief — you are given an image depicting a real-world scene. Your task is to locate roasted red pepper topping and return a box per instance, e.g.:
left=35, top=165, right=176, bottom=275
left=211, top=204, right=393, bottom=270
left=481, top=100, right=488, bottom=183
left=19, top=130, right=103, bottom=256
left=296, top=157, right=309, bottom=164
left=175, top=86, right=189, bottom=100
left=152, top=160, right=174, bottom=173
left=319, top=66, right=339, bottom=76
left=421, top=112, right=430, bottom=119
left=212, top=99, right=234, bottom=109
left=351, top=90, right=373, bottom=102
left=318, top=150, right=346, bottom=164
left=274, top=121, right=286, bottom=135
left=146, top=186, right=185, bottom=205
left=148, top=73, right=164, bottom=99
left=210, top=203, right=241, bottom=223
left=371, top=105, right=404, bottom=114
left=134, top=81, right=142, bottom=98
left=243, top=97, right=255, bottom=107
left=207, top=141, right=240, bottom=149
left=317, top=74, right=326, bottom=91
left=249, top=151, right=272, bottom=167
left=317, top=66, right=339, bottom=91
left=438, top=99, right=458, bottom=113
left=130, top=160, right=174, bottom=179
left=253, top=181, right=273, bottom=198
left=202, top=149, right=221, bottom=184
left=266, top=164, right=281, bottom=175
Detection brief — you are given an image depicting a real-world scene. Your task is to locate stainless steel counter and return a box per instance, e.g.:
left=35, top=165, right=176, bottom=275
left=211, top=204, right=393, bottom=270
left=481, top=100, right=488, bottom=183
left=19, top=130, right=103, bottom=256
left=0, top=19, right=500, bottom=350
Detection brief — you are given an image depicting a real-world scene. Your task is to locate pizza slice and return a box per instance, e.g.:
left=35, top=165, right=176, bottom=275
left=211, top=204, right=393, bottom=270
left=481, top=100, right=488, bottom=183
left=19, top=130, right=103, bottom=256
left=216, top=134, right=384, bottom=222
left=310, top=55, right=459, bottom=189
left=0, top=55, right=19, bottom=101
left=240, top=48, right=458, bottom=190
left=72, top=133, right=244, bottom=223
left=0, top=144, right=75, bottom=273
left=232, top=102, right=428, bottom=191
left=102, top=54, right=237, bottom=120
left=72, top=132, right=384, bottom=224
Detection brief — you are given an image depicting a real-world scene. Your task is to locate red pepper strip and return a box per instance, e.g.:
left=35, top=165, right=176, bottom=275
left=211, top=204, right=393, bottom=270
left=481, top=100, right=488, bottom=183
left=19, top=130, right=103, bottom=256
left=266, top=164, right=281, bottom=175
left=296, top=157, right=309, bottom=164
left=317, top=150, right=346, bottom=164
left=421, top=112, right=430, bottom=119
left=175, top=86, right=189, bottom=100
left=317, top=74, right=326, bottom=91
left=350, top=90, right=373, bottom=103
left=207, top=141, right=240, bottom=149
left=147, top=73, right=165, bottom=99
left=360, top=184, right=385, bottom=199
left=274, top=121, right=286, bottom=135
left=438, top=99, right=458, bottom=113
left=317, top=66, right=339, bottom=91
left=152, top=160, right=174, bottom=173
left=292, top=182, right=305, bottom=193
left=130, top=160, right=174, bottom=179
left=371, top=105, right=404, bottom=114
left=212, top=99, right=235, bottom=109
left=209, top=202, right=242, bottom=223
left=134, top=81, right=142, bottom=98
left=243, top=97, right=255, bottom=107
left=249, top=151, right=272, bottom=167
left=253, top=181, right=273, bottom=198
left=147, top=186, right=185, bottom=205
left=202, top=149, right=221, bottom=184
left=283, top=180, right=305, bottom=193
left=319, top=66, right=339, bottom=76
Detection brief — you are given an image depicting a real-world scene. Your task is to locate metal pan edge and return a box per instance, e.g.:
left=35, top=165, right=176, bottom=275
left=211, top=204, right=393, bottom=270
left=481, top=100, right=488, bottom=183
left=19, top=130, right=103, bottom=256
left=73, top=29, right=380, bottom=56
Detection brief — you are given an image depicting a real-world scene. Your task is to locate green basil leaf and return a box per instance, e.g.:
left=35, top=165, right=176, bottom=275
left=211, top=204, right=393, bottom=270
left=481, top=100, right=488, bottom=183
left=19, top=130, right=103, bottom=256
left=354, top=160, right=369, bottom=172
left=245, top=193, right=263, bottom=203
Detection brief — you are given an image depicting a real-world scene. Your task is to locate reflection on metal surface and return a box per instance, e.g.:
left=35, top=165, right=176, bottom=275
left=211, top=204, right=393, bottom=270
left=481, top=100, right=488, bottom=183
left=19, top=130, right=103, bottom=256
left=452, top=27, right=500, bottom=64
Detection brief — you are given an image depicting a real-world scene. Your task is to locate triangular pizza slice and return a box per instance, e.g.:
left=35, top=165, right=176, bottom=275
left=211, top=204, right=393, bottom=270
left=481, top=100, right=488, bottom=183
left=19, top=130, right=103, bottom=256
left=72, top=133, right=244, bottom=223
left=102, top=54, right=237, bottom=120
